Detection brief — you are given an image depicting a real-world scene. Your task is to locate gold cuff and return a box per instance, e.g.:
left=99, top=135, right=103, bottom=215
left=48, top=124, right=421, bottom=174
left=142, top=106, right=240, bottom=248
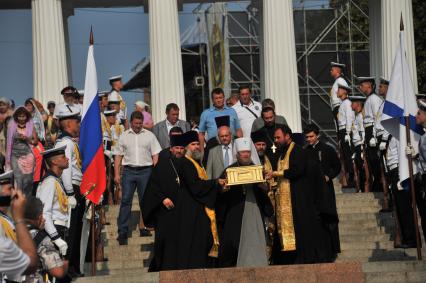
left=272, top=171, right=283, bottom=178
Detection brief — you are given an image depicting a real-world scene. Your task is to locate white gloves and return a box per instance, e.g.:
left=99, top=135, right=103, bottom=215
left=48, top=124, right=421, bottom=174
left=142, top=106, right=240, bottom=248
left=344, top=134, right=351, bottom=144
left=379, top=141, right=387, bottom=151
left=405, top=145, right=416, bottom=157
left=53, top=238, right=68, bottom=256
left=351, top=153, right=356, bottom=160
left=369, top=137, right=377, bottom=147
left=68, top=195, right=77, bottom=209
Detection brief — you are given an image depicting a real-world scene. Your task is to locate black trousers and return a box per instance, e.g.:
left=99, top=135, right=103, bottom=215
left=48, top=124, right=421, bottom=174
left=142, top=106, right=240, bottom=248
left=338, top=130, right=353, bottom=184
left=67, top=184, right=86, bottom=273
left=414, top=174, right=426, bottom=240
left=364, top=126, right=382, bottom=191
left=389, top=168, right=416, bottom=244
left=353, top=145, right=366, bottom=192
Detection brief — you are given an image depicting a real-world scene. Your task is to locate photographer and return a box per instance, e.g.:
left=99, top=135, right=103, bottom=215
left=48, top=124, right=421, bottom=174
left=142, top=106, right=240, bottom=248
left=0, top=171, right=38, bottom=279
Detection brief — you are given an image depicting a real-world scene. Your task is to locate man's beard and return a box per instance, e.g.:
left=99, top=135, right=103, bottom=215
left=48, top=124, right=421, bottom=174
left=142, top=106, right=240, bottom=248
left=187, top=149, right=203, bottom=161
left=237, top=157, right=252, bottom=166
left=257, top=150, right=265, bottom=157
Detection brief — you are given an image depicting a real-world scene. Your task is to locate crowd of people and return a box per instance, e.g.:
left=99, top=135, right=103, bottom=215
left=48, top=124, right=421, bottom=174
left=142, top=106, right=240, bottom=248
left=1, top=63, right=426, bottom=282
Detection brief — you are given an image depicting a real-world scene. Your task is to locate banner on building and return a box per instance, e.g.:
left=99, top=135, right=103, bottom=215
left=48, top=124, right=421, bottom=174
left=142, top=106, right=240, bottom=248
left=205, top=3, right=231, bottom=97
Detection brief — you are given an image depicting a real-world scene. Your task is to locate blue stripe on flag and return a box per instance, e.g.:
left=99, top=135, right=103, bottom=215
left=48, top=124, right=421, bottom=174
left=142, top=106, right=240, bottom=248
left=383, top=100, right=424, bottom=135
left=79, top=98, right=103, bottom=173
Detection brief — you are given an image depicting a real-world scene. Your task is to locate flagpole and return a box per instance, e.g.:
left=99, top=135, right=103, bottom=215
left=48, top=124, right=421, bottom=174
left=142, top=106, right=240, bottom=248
left=88, top=26, right=98, bottom=274
left=401, top=16, right=422, bottom=260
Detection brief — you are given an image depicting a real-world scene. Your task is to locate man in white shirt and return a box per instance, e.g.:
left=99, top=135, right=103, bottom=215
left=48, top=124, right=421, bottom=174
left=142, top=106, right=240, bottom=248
left=329, top=62, right=349, bottom=125
left=232, top=85, right=262, bottom=137
left=337, top=84, right=355, bottom=187
left=0, top=182, right=37, bottom=280
left=357, top=76, right=383, bottom=192
left=114, top=111, right=161, bottom=245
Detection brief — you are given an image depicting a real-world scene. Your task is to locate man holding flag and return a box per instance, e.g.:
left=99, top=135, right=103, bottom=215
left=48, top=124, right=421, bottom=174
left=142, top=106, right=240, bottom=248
left=78, top=29, right=107, bottom=273
left=381, top=17, right=424, bottom=259
left=414, top=102, right=426, bottom=240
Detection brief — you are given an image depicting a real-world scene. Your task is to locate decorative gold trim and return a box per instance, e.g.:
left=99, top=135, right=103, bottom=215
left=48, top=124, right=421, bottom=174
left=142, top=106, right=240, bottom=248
left=226, top=165, right=265, bottom=186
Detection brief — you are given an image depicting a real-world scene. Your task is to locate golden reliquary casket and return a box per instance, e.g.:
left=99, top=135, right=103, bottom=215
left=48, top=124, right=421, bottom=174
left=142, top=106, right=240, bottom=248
left=225, top=165, right=265, bottom=186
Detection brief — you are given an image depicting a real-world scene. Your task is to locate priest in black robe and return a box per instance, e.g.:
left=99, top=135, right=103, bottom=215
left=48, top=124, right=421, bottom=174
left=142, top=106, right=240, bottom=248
left=217, top=137, right=273, bottom=268
left=142, top=134, right=186, bottom=271
left=175, top=131, right=225, bottom=269
left=265, top=125, right=323, bottom=264
left=303, top=124, right=341, bottom=260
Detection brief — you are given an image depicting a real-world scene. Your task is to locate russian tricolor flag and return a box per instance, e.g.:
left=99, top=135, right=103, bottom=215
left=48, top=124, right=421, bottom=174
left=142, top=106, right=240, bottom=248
left=79, top=30, right=106, bottom=204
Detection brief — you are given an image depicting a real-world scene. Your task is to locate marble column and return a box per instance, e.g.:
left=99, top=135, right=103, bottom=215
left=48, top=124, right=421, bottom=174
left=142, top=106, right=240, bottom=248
left=368, top=0, right=382, bottom=86
left=381, top=0, right=417, bottom=92
left=263, top=0, right=302, bottom=132
left=32, top=0, right=69, bottom=106
left=149, top=0, right=186, bottom=123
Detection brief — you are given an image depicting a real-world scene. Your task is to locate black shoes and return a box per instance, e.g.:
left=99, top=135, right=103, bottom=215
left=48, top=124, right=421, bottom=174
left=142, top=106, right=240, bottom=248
left=395, top=242, right=417, bottom=249
left=140, top=228, right=152, bottom=237
left=117, top=235, right=128, bottom=245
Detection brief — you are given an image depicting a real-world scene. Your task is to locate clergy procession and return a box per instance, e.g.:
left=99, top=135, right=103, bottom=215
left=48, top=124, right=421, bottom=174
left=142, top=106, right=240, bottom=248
left=1, top=60, right=426, bottom=281
left=2, top=1, right=426, bottom=281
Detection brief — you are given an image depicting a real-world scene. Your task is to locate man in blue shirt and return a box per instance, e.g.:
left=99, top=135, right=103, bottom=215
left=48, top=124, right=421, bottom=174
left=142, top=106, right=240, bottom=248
left=198, top=88, right=242, bottom=165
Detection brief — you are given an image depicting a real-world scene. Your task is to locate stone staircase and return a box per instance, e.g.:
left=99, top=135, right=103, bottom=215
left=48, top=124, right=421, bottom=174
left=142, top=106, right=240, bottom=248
left=335, top=185, right=426, bottom=283
left=76, top=183, right=426, bottom=283
left=76, top=199, right=158, bottom=283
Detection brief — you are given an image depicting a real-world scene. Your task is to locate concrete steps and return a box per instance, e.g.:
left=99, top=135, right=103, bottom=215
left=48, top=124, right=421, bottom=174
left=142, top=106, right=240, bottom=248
left=78, top=181, right=426, bottom=282
left=76, top=200, right=157, bottom=283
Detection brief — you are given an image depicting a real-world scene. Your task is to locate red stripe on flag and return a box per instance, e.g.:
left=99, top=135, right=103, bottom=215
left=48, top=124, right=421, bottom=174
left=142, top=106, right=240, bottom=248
left=80, top=147, right=106, bottom=204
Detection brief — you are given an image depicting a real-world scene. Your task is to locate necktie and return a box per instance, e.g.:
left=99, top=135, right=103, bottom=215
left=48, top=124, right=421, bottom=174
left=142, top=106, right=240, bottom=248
left=224, top=146, right=229, bottom=168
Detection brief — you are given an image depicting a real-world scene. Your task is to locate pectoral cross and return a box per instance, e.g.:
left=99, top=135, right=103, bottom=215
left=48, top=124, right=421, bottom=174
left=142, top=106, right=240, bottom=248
left=271, top=144, right=277, bottom=154
left=176, top=176, right=180, bottom=185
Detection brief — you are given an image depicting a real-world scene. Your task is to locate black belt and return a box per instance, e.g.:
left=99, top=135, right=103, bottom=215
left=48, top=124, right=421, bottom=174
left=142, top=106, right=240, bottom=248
left=124, top=165, right=152, bottom=170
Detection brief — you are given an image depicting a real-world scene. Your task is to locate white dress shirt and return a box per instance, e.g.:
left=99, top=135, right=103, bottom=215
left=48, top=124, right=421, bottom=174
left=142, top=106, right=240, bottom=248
left=222, top=143, right=234, bottom=167
left=54, top=135, right=82, bottom=195
left=338, top=98, right=354, bottom=133
left=352, top=112, right=364, bottom=146
left=116, top=128, right=161, bottom=166
left=36, top=175, right=69, bottom=240
left=166, top=119, right=178, bottom=134
left=330, top=77, right=348, bottom=108
left=233, top=100, right=262, bottom=137
left=364, top=93, right=382, bottom=127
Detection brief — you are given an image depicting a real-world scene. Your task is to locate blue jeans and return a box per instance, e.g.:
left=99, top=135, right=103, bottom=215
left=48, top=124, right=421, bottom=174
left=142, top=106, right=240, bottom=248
left=117, top=166, right=152, bottom=237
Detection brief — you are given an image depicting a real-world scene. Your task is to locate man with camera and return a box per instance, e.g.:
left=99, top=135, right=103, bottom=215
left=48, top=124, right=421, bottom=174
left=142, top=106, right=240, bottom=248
left=0, top=171, right=38, bottom=281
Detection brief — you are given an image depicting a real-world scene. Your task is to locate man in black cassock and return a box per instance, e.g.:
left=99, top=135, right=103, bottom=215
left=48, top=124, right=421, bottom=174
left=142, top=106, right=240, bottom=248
left=157, top=126, right=184, bottom=161
left=142, top=134, right=186, bottom=271
left=174, top=130, right=227, bottom=269
left=265, top=125, right=323, bottom=264
left=217, top=137, right=273, bottom=268
left=304, top=124, right=341, bottom=261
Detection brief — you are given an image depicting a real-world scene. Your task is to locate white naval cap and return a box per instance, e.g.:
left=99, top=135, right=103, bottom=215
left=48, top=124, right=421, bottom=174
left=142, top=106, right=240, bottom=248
left=355, top=76, right=376, bottom=84
left=55, top=104, right=81, bottom=120
left=418, top=100, right=426, bottom=112
left=41, top=145, right=67, bottom=160
left=235, top=137, right=251, bottom=152
left=104, top=109, right=117, bottom=116
left=380, top=77, right=390, bottom=85
left=0, top=170, right=13, bottom=185
left=348, top=95, right=366, bottom=102
left=108, top=91, right=120, bottom=103
left=98, top=90, right=109, bottom=98
left=338, top=84, right=351, bottom=92
left=109, top=75, right=122, bottom=84
left=330, top=62, right=346, bottom=69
